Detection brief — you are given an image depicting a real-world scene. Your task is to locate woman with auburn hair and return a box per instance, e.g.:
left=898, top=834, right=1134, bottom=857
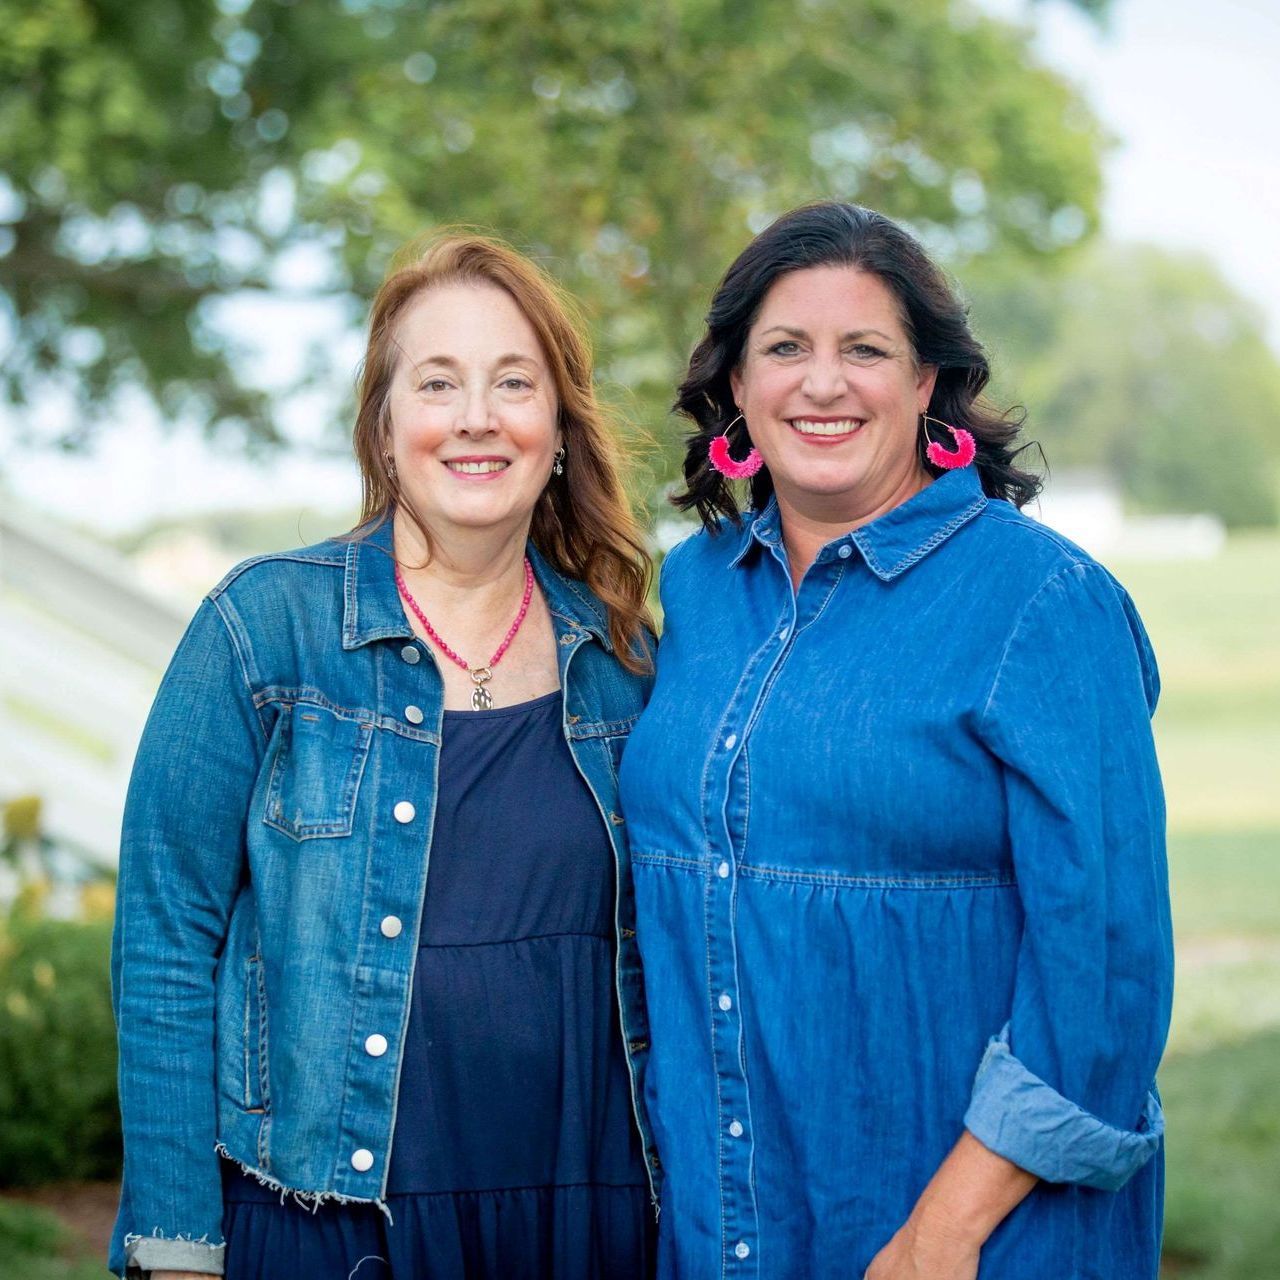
left=110, top=233, right=660, bottom=1280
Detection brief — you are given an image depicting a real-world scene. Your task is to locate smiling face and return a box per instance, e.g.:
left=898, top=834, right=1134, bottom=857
left=729, top=264, right=938, bottom=527
left=385, top=280, right=561, bottom=544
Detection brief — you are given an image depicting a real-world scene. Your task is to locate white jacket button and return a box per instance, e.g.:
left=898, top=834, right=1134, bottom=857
left=351, top=1148, right=374, bottom=1172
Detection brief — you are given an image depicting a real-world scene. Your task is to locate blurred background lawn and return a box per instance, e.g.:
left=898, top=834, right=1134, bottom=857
left=1118, top=537, right=1280, bottom=1277
left=2, top=0, right=1278, bottom=1275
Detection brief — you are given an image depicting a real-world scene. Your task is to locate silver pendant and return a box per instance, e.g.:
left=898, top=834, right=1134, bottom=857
left=469, top=667, right=493, bottom=711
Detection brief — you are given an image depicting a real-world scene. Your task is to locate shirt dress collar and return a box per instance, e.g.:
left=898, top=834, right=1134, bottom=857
left=729, top=465, right=988, bottom=581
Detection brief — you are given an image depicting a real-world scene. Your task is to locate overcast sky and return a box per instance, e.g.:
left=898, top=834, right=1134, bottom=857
left=4, top=0, right=1278, bottom=534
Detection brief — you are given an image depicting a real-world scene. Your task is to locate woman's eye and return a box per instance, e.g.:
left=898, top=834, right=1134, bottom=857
left=849, top=344, right=886, bottom=360
left=420, top=378, right=452, bottom=393
left=768, top=341, right=801, bottom=356
left=500, top=377, right=532, bottom=391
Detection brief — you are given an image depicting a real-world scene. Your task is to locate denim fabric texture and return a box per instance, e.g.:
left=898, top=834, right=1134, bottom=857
left=618, top=466, right=1173, bottom=1280
left=109, top=517, right=659, bottom=1277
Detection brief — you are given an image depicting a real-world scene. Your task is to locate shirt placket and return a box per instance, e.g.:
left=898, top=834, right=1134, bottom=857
left=702, top=536, right=849, bottom=1275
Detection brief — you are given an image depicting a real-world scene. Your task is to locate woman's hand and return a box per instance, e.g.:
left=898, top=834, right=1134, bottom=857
left=863, top=1214, right=980, bottom=1280
left=864, top=1130, right=1037, bottom=1279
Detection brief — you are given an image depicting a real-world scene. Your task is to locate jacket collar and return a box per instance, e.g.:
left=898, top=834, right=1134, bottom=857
left=729, top=466, right=988, bottom=581
left=341, top=515, right=613, bottom=652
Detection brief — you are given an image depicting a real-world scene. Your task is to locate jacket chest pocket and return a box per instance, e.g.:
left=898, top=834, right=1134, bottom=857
left=263, top=703, right=373, bottom=840
left=569, top=713, right=639, bottom=789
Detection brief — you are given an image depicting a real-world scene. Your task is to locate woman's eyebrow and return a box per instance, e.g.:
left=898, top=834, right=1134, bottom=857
left=403, top=351, right=542, bottom=369
left=757, top=324, right=895, bottom=342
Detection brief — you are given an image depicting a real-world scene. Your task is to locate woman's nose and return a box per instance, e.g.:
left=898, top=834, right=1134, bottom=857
left=458, top=388, right=496, bottom=433
left=801, top=358, right=849, bottom=403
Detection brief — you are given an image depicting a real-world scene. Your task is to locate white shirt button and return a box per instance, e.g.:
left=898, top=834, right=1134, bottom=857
left=351, top=1148, right=374, bottom=1172
left=400, top=644, right=420, bottom=664
left=717, top=861, right=730, bottom=879
left=718, top=993, right=733, bottom=1011
left=380, top=915, right=403, bottom=939
left=393, top=801, right=416, bottom=824
left=728, top=1119, right=744, bottom=1137
left=838, top=544, right=853, bottom=559
left=735, top=1241, right=751, bottom=1259
left=723, top=733, right=737, bottom=750
left=404, top=705, right=424, bottom=725
left=364, top=1034, right=388, bottom=1057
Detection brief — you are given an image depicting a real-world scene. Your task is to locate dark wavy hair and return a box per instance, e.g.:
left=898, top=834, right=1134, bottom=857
left=672, top=202, right=1042, bottom=529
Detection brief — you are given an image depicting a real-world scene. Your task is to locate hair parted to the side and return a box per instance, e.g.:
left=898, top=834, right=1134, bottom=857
left=672, top=201, right=1043, bottom=530
left=350, top=230, right=653, bottom=671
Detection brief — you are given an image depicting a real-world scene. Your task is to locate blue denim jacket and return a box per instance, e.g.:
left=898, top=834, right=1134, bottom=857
left=109, top=519, right=659, bottom=1276
left=618, top=467, right=1173, bottom=1280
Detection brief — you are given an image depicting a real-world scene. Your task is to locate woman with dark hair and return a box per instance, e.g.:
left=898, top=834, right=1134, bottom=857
left=619, top=202, right=1171, bottom=1279
left=110, top=234, right=660, bottom=1280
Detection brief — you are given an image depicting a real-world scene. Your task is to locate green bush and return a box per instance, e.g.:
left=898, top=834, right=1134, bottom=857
left=0, top=919, right=120, bottom=1186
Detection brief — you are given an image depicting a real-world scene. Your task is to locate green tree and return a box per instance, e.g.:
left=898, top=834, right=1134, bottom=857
left=1, top=0, right=1109, bottom=485
left=969, top=242, right=1280, bottom=527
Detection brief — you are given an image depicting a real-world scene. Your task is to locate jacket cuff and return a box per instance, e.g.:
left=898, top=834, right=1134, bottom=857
left=125, top=1232, right=226, bottom=1275
left=962, top=1024, right=1163, bottom=1191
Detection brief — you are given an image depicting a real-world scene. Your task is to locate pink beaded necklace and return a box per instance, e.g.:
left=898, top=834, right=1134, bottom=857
left=394, top=558, right=535, bottom=710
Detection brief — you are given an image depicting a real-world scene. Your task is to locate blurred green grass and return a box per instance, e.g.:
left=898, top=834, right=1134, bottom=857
left=1116, top=534, right=1280, bottom=836
left=1114, top=535, right=1280, bottom=1279
left=0, top=1199, right=103, bottom=1280
left=1159, top=1031, right=1280, bottom=1279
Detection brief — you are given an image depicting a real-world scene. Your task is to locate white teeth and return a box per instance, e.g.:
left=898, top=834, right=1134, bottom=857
left=791, top=419, right=862, bottom=436
left=447, top=460, right=509, bottom=474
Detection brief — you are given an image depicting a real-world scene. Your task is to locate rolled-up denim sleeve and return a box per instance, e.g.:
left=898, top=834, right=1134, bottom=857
left=967, top=562, right=1173, bottom=1191
left=110, top=595, right=266, bottom=1276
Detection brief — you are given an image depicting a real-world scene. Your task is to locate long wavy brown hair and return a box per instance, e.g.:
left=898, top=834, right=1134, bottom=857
left=350, top=232, right=653, bottom=671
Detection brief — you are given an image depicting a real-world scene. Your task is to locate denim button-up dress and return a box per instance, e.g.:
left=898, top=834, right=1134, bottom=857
left=618, top=467, right=1172, bottom=1280
left=109, top=519, right=659, bottom=1277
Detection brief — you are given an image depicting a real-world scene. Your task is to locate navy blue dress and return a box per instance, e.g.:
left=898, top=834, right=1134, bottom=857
left=222, top=691, right=655, bottom=1279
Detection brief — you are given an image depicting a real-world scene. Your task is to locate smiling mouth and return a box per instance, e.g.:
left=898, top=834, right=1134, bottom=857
left=445, top=459, right=510, bottom=474
left=788, top=418, right=865, bottom=437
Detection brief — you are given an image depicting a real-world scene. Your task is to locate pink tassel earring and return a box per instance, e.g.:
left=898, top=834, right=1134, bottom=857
left=921, top=413, right=976, bottom=470
left=708, top=413, right=764, bottom=480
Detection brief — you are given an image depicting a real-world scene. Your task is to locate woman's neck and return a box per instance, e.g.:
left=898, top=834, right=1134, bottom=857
left=776, top=467, right=932, bottom=591
left=391, top=508, right=533, bottom=606
left=390, top=506, right=560, bottom=709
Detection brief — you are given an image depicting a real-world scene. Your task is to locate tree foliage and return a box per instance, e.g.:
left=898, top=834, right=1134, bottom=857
left=969, top=243, right=1280, bottom=527
left=1, top=0, right=1107, bottom=478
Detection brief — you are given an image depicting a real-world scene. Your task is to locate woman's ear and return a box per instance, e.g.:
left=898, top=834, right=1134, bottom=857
left=916, top=362, right=939, bottom=406
left=729, top=366, right=744, bottom=412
